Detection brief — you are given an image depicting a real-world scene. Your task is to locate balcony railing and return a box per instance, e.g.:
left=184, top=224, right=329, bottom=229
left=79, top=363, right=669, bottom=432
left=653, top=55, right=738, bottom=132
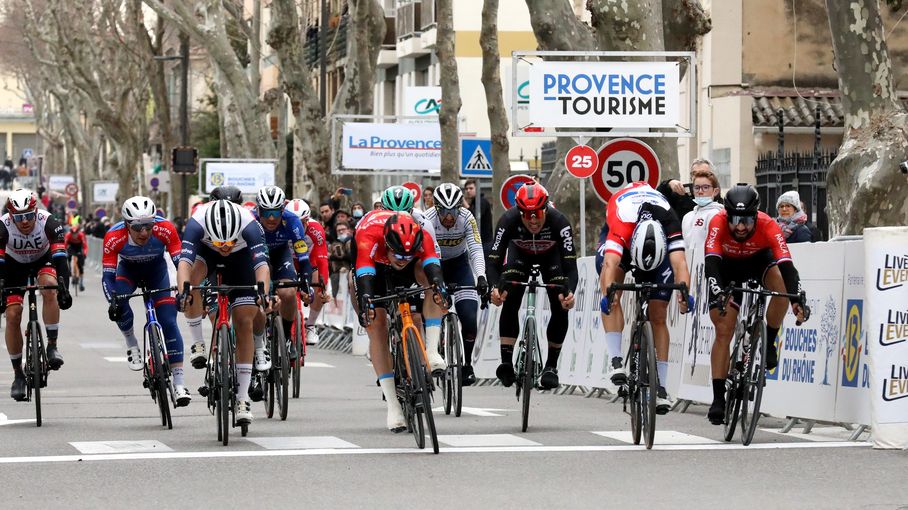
left=396, top=1, right=421, bottom=40
left=420, top=0, right=436, bottom=30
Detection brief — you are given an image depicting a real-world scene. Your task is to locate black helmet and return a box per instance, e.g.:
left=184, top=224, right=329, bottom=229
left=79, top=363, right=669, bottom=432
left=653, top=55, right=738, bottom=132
left=724, top=183, right=760, bottom=217
left=210, top=185, right=243, bottom=204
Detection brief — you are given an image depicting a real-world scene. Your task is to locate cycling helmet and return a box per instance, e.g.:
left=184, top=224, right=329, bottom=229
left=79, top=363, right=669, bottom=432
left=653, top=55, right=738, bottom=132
left=286, top=199, right=311, bottom=222
left=384, top=213, right=423, bottom=257
left=256, top=185, right=286, bottom=209
left=515, top=183, right=549, bottom=212
left=381, top=186, right=415, bottom=212
left=210, top=185, right=243, bottom=204
left=121, top=196, right=156, bottom=222
left=433, top=183, right=463, bottom=210
left=629, top=219, right=667, bottom=272
left=204, top=200, right=243, bottom=244
left=724, top=183, right=760, bottom=217
left=7, top=188, right=37, bottom=213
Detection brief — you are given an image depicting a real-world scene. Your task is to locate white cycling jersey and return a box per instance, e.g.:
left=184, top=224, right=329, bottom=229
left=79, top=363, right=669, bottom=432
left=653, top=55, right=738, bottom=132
left=424, top=206, right=485, bottom=277
left=411, top=208, right=440, bottom=255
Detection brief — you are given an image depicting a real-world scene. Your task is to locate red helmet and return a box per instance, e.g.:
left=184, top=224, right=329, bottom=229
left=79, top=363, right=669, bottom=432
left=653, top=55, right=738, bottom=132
left=515, top=183, right=549, bottom=212
left=384, top=213, right=423, bottom=257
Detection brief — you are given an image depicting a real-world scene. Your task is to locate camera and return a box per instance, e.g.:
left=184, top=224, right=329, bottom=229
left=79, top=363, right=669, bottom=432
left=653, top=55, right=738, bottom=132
left=900, top=161, right=908, bottom=174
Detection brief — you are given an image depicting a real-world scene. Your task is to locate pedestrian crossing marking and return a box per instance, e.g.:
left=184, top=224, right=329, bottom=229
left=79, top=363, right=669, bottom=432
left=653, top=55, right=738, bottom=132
left=592, top=431, right=719, bottom=444
left=436, top=434, right=541, bottom=447
left=70, top=440, right=172, bottom=454
left=245, top=436, right=359, bottom=450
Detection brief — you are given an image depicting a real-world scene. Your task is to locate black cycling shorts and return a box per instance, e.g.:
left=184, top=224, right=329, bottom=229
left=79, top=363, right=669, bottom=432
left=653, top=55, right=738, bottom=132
left=709, top=249, right=778, bottom=311
left=195, top=245, right=258, bottom=309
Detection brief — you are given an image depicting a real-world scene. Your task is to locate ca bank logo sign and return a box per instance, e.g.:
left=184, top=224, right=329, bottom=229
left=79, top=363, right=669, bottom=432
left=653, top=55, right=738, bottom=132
left=210, top=172, right=225, bottom=186
left=517, top=80, right=529, bottom=105
left=841, top=300, right=864, bottom=388
left=414, top=98, right=442, bottom=115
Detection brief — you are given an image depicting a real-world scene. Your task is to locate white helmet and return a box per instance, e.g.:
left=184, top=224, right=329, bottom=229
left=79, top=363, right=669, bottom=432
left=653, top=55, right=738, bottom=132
left=7, top=188, right=37, bottom=213
left=433, top=183, right=463, bottom=210
left=121, top=196, right=156, bottom=222
left=286, top=199, right=311, bottom=222
left=629, top=219, right=667, bottom=272
left=256, top=185, right=286, bottom=209
left=204, top=200, right=243, bottom=243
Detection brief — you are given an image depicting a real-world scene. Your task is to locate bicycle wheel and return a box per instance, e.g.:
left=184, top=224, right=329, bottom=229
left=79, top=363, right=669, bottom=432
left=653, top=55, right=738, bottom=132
left=218, top=325, right=231, bottom=446
left=448, top=314, right=464, bottom=418
left=28, top=322, right=43, bottom=427
left=406, top=329, right=438, bottom=454
left=639, top=323, right=658, bottom=449
left=628, top=326, right=642, bottom=445
left=291, top=312, right=302, bottom=398
left=520, top=318, right=537, bottom=433
left=149, top=326, right=172, bottom=430
left=741, top=321, right=767, bottom=446
left=723, top=331, right=745, bottom=442
left=272, top=318, right=290, bottom=421
left=440, top=314, right=453, bottom=416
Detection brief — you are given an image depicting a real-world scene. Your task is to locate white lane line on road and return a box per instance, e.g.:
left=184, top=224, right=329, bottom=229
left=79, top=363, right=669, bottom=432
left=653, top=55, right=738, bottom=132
left=245, top=436, right=359, bottom=450
left=431, top=406, right=511, bottom=417
left=437, top=434, right=540, bottom=447
left=80, top=342, right=122, bottom=350
left=104, top=357, right=128, bottom=363
left=0, top=412, right=36, bottom=426
left=0, top=441, right=869, bottom=464
left=305, top=362, right=335, bottom=368
left=69, top=440, right=173, bottom=454
left=760, top=427, right=868, bottom=442
left=592, top=431, right=719, bottom=444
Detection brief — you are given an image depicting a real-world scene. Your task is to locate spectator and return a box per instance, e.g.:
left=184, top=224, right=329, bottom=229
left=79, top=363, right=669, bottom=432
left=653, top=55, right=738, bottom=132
left=800, top=200, right=823, bottom=242
left=681, top=163, right=723, bottom=251
left=463, top=179, right=492, bottom=245
left=372, top=200, right=383, bottom=211
left=335, top=209, right=351, bottom=229
left=775, top=191, right=812, bottom=244
left=327, top=222, right=354, bottom=298
left=350, top=201, right=366, bottom=226
left=0, top=160, right=11, bottom=190
left=659, top=159, right=702, bottom=219
left=320, top=199, right=337, bottom=237
left=423, top=186, right=435, bottom=210
left=92, top=216, right=111, bottom=238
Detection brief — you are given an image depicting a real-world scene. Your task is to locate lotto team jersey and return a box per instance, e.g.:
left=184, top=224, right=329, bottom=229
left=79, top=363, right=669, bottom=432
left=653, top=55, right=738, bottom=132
left=0, top=209, right=66, bottom=264
left=424, top=206, right=485, bottom=276
left=704, top=210, right=792, bottom=262
left=604, top=182, right=684, bottom=257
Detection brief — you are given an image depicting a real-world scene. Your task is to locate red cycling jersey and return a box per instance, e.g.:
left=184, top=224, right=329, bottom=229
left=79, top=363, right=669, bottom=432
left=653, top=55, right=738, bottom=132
left=65, top=230, right=88, bottom=256
left=304, top=220, right=329, bottom=281
left=604, top=181, right=684, bottom=257
left=353, top=210, right=440, bottom=276
left=704, top=210, right=792, bottom=262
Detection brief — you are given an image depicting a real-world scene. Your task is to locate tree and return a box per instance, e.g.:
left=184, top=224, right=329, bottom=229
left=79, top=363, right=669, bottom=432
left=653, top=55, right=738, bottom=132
left=480, top=0, right=511, bottom=221
left=437, top=0, right=462, bottom=182
left=824, top=0, right=908, bottom=235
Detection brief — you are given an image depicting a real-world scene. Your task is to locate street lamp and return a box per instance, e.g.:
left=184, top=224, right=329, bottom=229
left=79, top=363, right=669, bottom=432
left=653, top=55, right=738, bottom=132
left=153, top=32, right=190, bottom=218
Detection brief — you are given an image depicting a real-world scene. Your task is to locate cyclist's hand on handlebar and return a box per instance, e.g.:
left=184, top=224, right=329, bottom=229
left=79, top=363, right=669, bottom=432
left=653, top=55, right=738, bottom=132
left=599, top=295, right=611, bottom=315
left=358, top=294, right=375, bottom=327
left=559, top=291, right=575, bottom=310
left=476, top=276, right=489, bottom=300
left=432, top=283, right=451, bottom=309
left=56, top=276, right=72, bottom=310
left=792, top=301, right=809, bottom=325
left=491, top=287, right=506, bottom=306
left=177, top=282, right=193, bottom=312
left=678, top=290, right=694, bottom=315
left=107, top=299, right=121, bottom=322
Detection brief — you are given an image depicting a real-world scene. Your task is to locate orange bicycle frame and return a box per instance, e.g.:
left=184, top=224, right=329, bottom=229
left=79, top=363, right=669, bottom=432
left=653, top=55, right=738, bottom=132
left=398, top=301, right=430, bottom=379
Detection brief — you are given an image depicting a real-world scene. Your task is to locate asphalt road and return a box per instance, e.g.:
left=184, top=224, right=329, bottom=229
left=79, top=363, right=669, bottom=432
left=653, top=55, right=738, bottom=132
left=0, top=273, right=904, bottom=509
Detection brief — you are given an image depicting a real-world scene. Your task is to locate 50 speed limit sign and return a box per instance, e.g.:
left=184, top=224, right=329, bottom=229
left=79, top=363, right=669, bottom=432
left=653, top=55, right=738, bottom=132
left=590, top=138, right=661, bottom=203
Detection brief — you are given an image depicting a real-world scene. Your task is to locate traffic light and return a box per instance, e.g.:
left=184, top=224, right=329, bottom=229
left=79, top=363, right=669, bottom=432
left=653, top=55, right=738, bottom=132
left=171, top=146, right=198, bottom=175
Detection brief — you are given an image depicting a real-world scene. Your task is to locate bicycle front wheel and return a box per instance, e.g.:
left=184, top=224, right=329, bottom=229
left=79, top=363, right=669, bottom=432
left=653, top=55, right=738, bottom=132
left=272, top=318, right=290, bottom=421
left=741, top=321, right=767, bottom=446
left=28, top=322, right=43, bottom=427
left=639, top=323, right=658, bottom=449
left=723, top=330, right=745, bottom=442
left=520, top=318, right=537, bottom=433
left=217, top=326, right=231, bottom=446
left=149, top=326, right=172, bottom=430
left=406, top=329, right=438, bottom=454
left=291, top=312, right=302, bottom=398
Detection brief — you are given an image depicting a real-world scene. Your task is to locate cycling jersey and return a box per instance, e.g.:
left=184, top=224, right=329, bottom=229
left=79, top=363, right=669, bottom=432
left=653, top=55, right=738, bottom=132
left=424, top=206, right=485, bottom=278
left=0, top=209, right=68, bottom=280
left=253, top=209, right=313, bottom=279
left=304, top=220, right=329, bottom=281
left=604, top=182, right=684, bottom=258
left=411, top=208, right=440, bottom=255
left=180, top=202, right=268, bottom=270
left=101, top=218, right=182, bottom=301
left=486, top=205, right=578, bottom=292
left=65, top=230, right=88, bottom=256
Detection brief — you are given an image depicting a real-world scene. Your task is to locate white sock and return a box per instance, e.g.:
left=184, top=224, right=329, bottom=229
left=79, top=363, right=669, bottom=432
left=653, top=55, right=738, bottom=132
left=172, top=366, right=184, bottom=387
left=187, top=316, right=204, bottom=344
left=378, top=373, right=397, bottom=403
left=605, top=332, right=623, bottom=360
left=254, top=332, right=266, bottom=350
left=425, top=322, right=441, bottom=357
left=657, top=361, right=668, bottom=388
left=236, top=364, right=252, bottom=401
left=122, top=328, right=139, bottom=349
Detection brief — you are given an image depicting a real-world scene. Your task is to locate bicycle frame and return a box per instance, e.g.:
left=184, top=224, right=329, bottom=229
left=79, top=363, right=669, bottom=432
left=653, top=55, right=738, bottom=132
left=395, top=296, right=431, bottom=379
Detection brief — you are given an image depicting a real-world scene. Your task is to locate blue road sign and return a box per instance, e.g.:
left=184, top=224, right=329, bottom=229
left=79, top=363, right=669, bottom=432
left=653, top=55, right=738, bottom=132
left=460, top=138, right=493, bottom=178
left=21, top=148, right=33, bottom=159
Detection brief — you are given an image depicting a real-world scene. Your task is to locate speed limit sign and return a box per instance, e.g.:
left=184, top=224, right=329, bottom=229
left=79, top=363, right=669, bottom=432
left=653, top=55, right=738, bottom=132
left=590, top=138, right=661, bottom=203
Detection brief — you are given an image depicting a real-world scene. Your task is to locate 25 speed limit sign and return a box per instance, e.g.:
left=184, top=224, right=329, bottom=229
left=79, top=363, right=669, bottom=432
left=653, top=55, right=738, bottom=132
left=590, top=138, right=661, bottom=203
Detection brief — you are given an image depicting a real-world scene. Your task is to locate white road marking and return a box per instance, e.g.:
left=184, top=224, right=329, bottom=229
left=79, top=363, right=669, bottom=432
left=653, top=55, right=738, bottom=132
left=761, top=427, right=868, bottom=442
left=104, top=357, right=128, bottom=363
left=69, top=440, right=173, bottom=454
left=0, top=412, right=35, bottom=426
left=80, top=342, right=122, bottom=350
left=592, top=431, right=719, bottom=444
left=431, top=406, right=512, bottom=417
left=305, top=362, right=335, bottom=368
left=437, top=434, right=540, bottom=447
left=245, top=436, right=358, bottom=450
left=0, top=441, right=869, bottom=464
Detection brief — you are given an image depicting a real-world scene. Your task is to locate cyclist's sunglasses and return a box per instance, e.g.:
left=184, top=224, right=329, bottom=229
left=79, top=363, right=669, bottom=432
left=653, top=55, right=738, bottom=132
left=212, top=239, right=237, bottom=248
left=519, top=208, right=545, bottom=220
left=390, top=252, right=414, bottom=262
left=728, top=215, right=756, bottom=227
left=12, top=211, right=36, bottom=222
left=437, top=207, right=459, bottom=218
left=128, top=222, right=154, bottom=233
left=258, top=208, right=283, bottom=220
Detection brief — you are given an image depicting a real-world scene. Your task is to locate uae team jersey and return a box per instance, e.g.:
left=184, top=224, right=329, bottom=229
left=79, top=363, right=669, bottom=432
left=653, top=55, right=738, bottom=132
left=0, top=209, right=67, bottom=264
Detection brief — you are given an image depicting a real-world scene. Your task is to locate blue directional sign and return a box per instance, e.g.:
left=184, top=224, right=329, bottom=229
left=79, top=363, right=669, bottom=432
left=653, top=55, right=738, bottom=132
left=460, top=138, right=493, bottom=178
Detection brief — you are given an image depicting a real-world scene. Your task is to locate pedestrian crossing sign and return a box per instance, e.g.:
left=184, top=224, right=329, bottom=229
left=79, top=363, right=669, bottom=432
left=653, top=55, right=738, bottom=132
left=460, top=138, right=493, bottom=177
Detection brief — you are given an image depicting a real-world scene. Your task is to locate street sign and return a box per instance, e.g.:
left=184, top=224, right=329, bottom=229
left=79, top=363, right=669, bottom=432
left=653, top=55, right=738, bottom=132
left=460, top=138, right=493, bottom=178
left=500, top=174, right=536, bottom=209
left=402, top=182, right=421, bottom=203
left=66, top=199, right=78, bottom=210
left=564, top=145, right=599, bottom=179
left=150, top=177, right=160, bottom=191
left=64, top=182, right=79, bottom=196
left=94, top=208, right=106, bottom=219
left=21, top=148, right=33, bottom=159
left=590, top=138, right=660, bottom=203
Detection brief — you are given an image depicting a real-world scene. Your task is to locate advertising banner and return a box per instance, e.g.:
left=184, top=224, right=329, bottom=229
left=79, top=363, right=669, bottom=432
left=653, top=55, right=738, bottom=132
left=48, top=174, right=75, bottom=192
left=677, top=237, right=716, bottom=404
left=341, top=122, right=441, bottom=172
left=204, top=161, right=275, bottom=194
left=834, top=241, right=872, bottom=425
left=402, top=86, right=442, bottom=122
left=92, top=181, right=119, bottom=203
left=528, top=61, right=681, bottom=128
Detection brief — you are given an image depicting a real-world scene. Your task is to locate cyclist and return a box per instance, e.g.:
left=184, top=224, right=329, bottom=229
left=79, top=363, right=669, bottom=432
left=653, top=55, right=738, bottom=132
left=103, top=196, right=191, bottom=406
left=487, top=183, right=577, bottom=391
left=704, top=183, right=808, bottom=425
left=0, top=189, right=72, bottom=401
left=176, top=200, right=274, bottom=426
left=251, top=186, right=312, bottom=373
left=380, top=185, right=440, bottom=255
left=424, top=183, right=487, bottom=386
left=598, top=181, right=692, bottom=415
left=286, top=198, right=330, bottom=347
left=64, top=221, right=88, bottom=292
left=352, top=211, right=447, bottom=432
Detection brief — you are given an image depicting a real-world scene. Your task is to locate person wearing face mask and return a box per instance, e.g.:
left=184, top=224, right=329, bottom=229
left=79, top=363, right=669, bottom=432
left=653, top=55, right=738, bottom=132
left=328, top=222, right=354, bottom=298
left=775, top=191, right=813, bottom=244
left=350, top=202, right=366, bottom=226
left=681, top=160, right=724, bottom=249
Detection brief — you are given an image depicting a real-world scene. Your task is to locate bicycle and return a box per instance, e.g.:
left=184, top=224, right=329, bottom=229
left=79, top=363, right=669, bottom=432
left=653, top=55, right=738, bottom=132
left=718, top=280, right=810, bottom=446
left=504, top=265, right=566, bottom=433
left=2, top=277, right=59, bottom=427
left=68, top=252, right=83, bottom=297
left=112, top=286, right=178, bottom=429
left=436, top=283, right=486, bottom=418
left=192, top=278, right=266, bottom=445
left=290, top=281, right=322, bottom=399
left=605, top=281, right=689, bottom=450
left=259, top=280, right=309, bottom=421
left=370, top=285, right=440, bottom=454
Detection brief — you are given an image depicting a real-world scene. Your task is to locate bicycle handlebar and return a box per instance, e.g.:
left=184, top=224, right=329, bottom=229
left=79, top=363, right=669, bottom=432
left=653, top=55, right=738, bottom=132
left=718, top=282, right=811, bottom=325
left=1, top=284, right=61, bottom=293
left=369, top=285, right=435, bottom=305
left=113, top=286, right=178, bottom=302
left=604, top=281, right=689, bottom=315
left=503, top=280, right=568, bottom=293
